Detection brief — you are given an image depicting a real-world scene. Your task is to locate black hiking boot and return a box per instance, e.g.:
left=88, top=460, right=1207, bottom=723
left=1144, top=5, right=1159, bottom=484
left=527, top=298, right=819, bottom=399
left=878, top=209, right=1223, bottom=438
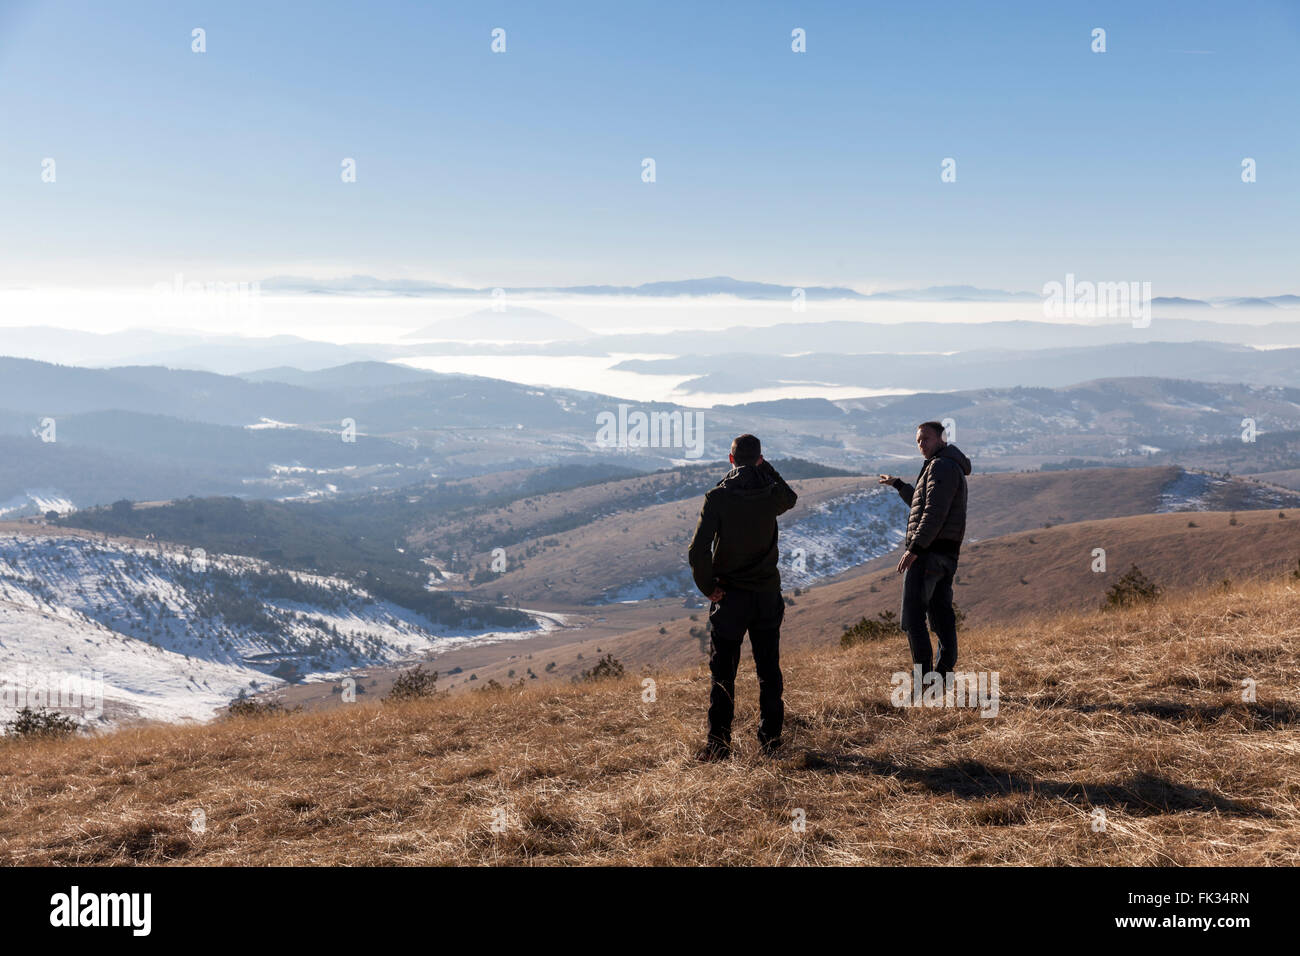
left=695, top=740, right=732, bottom=762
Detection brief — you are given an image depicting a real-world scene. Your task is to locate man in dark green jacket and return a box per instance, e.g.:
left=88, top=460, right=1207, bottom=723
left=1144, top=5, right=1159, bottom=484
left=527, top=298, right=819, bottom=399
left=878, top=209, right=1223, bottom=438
left=688, top=434, right=798, bottom=761
left=879, top=421, right=972, bottom=677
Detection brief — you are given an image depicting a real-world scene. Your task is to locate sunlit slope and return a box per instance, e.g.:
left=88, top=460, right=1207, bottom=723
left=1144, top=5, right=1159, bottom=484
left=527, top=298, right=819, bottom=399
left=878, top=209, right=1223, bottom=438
left=3, top=572, right=1297, bottom=865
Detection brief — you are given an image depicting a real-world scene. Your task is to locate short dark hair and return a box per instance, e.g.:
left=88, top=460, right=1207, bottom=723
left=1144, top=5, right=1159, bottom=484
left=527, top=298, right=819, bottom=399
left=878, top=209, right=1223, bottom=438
left=917, top=421, right=946, bottom=439
left=731, top=433, right=761, bottom=465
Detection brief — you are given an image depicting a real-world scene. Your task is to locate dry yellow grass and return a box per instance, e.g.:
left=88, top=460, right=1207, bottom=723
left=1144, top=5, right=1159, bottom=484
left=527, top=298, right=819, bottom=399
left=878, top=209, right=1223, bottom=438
left=3, top=575, right=1299, bottom=866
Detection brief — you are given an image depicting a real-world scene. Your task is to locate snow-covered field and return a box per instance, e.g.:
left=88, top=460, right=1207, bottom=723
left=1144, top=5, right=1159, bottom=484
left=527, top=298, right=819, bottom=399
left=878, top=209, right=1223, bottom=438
left=1157, top=471, right=1300, bottom=512
left=0, top=532, right=543, bottom=729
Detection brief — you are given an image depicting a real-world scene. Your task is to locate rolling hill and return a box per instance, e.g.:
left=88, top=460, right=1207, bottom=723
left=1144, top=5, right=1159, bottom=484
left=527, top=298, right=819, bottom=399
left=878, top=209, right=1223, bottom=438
left=3, top=569, right=1297, bottom=865
left=5, top=353, right=1300, bottom=513
left=530, top=507, right=1300, bottom=684
left=440, top=465, right=1297, bottom=606
left=0, top=524, right=538, bottom=727
left=261, top=473, right=1300, bottom=704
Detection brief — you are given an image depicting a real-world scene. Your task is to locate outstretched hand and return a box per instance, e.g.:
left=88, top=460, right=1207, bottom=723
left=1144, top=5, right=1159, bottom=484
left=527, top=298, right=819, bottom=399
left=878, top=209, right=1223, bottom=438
left=878, top=474, right=896, bottom=485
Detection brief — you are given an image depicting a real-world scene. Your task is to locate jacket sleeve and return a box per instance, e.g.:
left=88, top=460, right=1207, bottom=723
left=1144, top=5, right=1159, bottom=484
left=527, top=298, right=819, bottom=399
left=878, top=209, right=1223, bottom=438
left=891, top=477, right=914, bottom=507
left=687, top=493, right=721, bottom=596
left=908, top=459, right=958, bottom=553
left=763, top=462, right=798, bottom=515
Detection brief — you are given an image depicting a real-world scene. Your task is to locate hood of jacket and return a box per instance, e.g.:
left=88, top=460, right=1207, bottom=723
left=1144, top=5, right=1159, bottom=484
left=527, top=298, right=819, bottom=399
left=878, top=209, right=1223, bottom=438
left=717, top=463, right=779, bottom=498
left=932, top=443, right=972, bottom=475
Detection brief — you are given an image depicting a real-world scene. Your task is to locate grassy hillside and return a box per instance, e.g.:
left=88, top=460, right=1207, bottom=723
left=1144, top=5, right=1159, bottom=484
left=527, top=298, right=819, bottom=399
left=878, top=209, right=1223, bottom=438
left=2, top=572, right=1297, bottom=864
left=442, top=466, right=1189, bottom=604
left=963, top=465, right=1179, bottom=538
left=552, top=507, right=1300, bottom=679
left=788, top=506, right=1300, bottom=638
left=450, top=465, right=1299, bottom=608
left=1248, top=468, right=1300, bottom=491
left=249, top=499, right=1300, bottom=705
left=406, top=458, right=855, bottom=565
left=452, top=475, right=875, bottom=603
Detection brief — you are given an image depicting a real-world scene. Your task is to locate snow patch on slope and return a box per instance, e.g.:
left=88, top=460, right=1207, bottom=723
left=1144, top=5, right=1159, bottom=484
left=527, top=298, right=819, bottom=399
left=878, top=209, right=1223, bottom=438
left=0, top=533, right=543, bottom=729
left=600, top=487, right=906, bottom=603
left=0, top=492, right=77, bottom=518
left=1157, top=470, right=1300, bottom=512
left=780, top=487, right=906, bottom=588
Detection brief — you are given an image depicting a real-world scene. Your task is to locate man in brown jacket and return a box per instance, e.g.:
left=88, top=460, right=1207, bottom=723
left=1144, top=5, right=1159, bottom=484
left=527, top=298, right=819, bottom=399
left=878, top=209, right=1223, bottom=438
left=879, top=421, right=972, bottom=677
left=688, top=434, right=798, bottom=761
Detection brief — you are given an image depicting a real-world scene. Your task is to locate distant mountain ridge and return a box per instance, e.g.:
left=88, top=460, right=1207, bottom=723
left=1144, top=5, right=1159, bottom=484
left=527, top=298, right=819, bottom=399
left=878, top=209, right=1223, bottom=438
left=613, top=341, right=1300, bottom=393
left=8, top=312, right=1300, bottom=380
left=4, top=351, right=1300, bottom=514
left=254, top=274, right=1300, bottom=306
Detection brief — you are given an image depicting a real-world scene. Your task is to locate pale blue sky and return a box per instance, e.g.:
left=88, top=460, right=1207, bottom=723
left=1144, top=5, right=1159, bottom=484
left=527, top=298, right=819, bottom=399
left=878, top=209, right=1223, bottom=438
left=1, top=0, right=1296, bottom=296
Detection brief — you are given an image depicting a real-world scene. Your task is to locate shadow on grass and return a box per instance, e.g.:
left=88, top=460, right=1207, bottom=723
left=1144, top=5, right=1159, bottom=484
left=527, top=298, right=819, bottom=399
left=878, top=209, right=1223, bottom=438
left=794, top=753, right=1269, bottom=817
left=1020, top=697, right=1300, bottom=729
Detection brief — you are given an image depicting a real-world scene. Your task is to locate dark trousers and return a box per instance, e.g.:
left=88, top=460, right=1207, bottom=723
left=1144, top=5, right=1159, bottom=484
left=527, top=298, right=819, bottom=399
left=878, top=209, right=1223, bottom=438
left=900, top=550, right=959, bottom=675
left=706, top=587, right=785, bottom=746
